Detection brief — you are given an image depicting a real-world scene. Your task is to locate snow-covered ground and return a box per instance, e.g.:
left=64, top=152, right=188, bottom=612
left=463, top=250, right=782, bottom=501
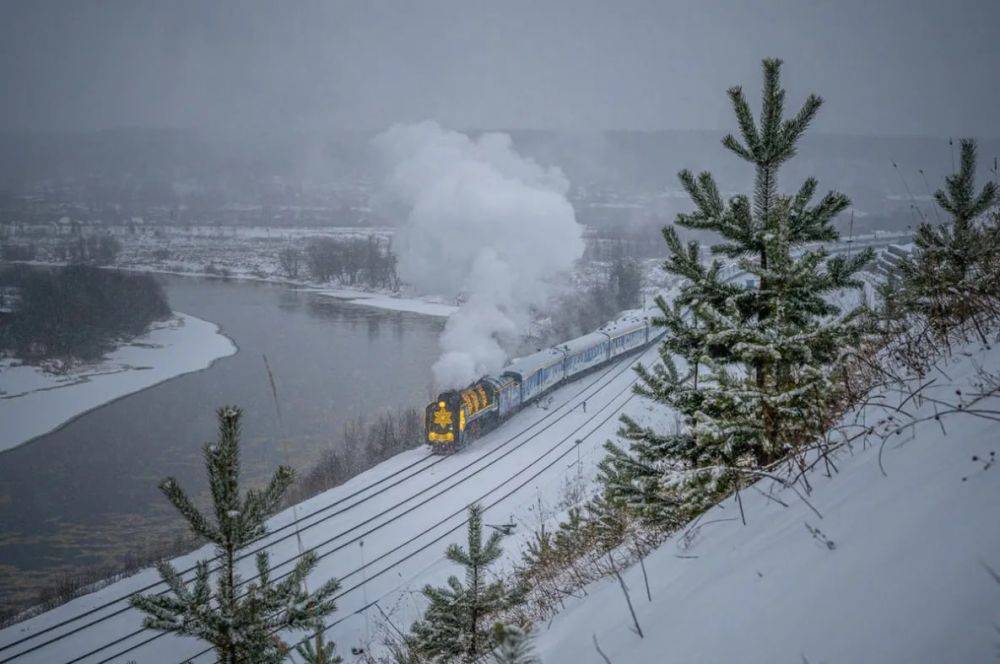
left=4, top=225, right=904, bottom=323
left=0, top=343, right=659, bottom=662
left=308, top=287, right=458, bottom=318
left=3, top=221, right=460, bottom=319
left=536, top=343, right=1000, bottom=663
left=0, top=314, right=237, bottom=452
left=5, top=224, right=395, bottom=282
left=0, top=238, right=940, bottom=663
left=4, top=337, right=994, bottom=664
left=8, top=334, right=994, bottom=663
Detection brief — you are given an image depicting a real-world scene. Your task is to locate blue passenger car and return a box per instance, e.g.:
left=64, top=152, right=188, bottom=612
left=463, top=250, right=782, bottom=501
left=560, top=331, right=611, bottom=379
left=484, top=375, right=522, bottom=418
left=603, top=317, right=649, bottom=359
left=503, top=348, right=566, bottom=404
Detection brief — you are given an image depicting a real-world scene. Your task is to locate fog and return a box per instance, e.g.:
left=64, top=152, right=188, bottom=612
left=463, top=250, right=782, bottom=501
left=2, top=0, right=999, bottom=137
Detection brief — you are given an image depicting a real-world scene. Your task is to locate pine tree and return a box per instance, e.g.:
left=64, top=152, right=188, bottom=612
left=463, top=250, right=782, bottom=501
left=892, top=139, right=999, bottom=334
left=520, top=526, right=555, bottom=571
left=410, top=504, right=526, bottom=662
left=491, top=624, right=540, bottom=664
left=131, top=406, right=341, bottom=664
left=518, top=525, right=557, bottom=590
left=552, top=507, right=588, bottom=555
left=601, top=59, right=873, bottom=520
left=583, top=492, right=633, bottom=553
left=296, top=629, right=343, bottom=664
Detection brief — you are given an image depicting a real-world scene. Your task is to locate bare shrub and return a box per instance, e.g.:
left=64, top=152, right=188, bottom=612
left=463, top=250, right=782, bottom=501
left=278, top=247, right=302, bottom=279
left=0, top=532, right=199, bottom=629
left=305, top=235, right=399, bottom=289
left=285, top=407, right=423, bottom=506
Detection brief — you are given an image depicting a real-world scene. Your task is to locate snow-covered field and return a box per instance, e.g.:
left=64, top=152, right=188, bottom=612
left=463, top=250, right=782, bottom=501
left=0, top=314, right=237, bottom=452
left=3, top=221, right=464, bottom=318
left=4, top=225, right=904, bottom=323
left=6, top=224, right=395, bottom=282
left=308, top=287, right=458, bottom=318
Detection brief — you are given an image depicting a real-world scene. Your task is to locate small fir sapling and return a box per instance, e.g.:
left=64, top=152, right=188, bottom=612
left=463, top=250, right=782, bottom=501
left=131, top=406, right=341, bottom=664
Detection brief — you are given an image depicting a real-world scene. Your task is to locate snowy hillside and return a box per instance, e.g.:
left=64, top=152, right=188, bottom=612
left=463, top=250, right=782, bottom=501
left=7, top=337, right=995, bottom=663
left=535, top=342, right=1000, bottom=663
left=0, top=240, right=920, bottom=664
left=0, top=341, right=667, bottom=662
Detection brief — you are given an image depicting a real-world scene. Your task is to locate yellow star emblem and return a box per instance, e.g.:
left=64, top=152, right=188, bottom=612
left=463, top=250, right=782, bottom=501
left=433, top=405, right=453, bottom=427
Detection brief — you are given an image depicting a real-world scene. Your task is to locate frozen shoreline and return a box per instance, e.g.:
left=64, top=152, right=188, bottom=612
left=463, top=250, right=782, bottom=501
left=9, top=260, right=458, bottom=319
left=0, top=312, right=238, bottom=453
left=308, top=286, right=458, bottom=318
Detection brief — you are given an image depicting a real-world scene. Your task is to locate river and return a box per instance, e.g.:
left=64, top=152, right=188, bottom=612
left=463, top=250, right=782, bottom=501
left=0, top=274, right=442, bottom=612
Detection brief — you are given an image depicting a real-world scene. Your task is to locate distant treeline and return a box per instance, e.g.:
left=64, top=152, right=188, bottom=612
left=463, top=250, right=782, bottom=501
left=51, top=235, right=123, bottom=265
left=0, top=265, right=170, bottom=361
left=1, top=234, right=122, bottom=265
left=279, top=235, right=400, bottom=290
left=584, top=222, right=668, bottom=261
left=542, top=258, right=644, bottom=347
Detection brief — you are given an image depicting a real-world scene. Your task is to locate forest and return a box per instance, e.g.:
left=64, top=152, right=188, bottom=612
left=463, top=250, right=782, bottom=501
left=0, top=265, right=170, bottom=362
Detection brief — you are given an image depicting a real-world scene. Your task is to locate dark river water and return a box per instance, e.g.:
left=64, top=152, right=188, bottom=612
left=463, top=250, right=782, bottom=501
left=0, top=275, right=442, bottom=607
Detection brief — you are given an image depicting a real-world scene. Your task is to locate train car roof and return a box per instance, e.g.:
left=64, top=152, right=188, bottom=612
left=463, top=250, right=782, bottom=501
left=502, top=347, right=565, bottom=378
left=482, top=373, right=517, bottom=388
left=599, top=309, right=650, bottom=336
left=558, top=331, right=611, bottom=354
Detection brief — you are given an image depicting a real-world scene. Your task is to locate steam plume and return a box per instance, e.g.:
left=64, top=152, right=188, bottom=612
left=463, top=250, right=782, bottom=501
left=373, top=121, right=584, bottom=389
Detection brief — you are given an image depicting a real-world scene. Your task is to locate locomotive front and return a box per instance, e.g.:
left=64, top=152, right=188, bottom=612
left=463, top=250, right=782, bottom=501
left=425, top=382, right=496, bottom=453
left=425, top=391, right=464, bottom=451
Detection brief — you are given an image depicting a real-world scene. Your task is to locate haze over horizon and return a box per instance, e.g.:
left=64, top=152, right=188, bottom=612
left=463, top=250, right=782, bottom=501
left=2, top=0, right=999, bottom=138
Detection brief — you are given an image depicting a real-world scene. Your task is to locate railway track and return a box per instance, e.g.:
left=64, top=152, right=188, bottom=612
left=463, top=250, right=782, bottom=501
left=1, top=346, right=648, bottom=664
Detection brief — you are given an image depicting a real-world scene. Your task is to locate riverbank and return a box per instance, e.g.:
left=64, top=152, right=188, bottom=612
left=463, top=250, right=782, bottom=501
left=0, top=274, right=443, bottom=619
left=8, top=259, right=458, bottom=319
left=0, top=223, right=461, bottom=319
left=309, top=286, right=458, bottom=317
left=0, top=312, right=237, bottom=452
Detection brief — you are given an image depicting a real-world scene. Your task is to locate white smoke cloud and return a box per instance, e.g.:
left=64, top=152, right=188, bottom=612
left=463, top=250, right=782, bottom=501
left=373, top=121, right=584, bottom=389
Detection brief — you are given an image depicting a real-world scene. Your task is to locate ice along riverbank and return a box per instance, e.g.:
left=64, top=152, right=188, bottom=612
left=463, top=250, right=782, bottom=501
left=0, top=313, right=237, bottom=452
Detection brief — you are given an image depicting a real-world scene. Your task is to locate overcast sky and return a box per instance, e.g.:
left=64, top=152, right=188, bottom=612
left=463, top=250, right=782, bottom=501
left=2, top=0, right=998, bottom=137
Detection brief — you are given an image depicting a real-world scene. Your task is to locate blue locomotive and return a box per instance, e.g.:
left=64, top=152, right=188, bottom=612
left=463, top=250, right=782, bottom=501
left=424, top=310, right=659, bottom=453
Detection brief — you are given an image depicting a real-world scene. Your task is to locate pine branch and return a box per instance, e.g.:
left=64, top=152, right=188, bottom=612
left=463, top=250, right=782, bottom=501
left=724, top=85, right=760, bottom=159
left=158, top=477, right=219, bottom=542
left=759, top=58, right=786, bottom=148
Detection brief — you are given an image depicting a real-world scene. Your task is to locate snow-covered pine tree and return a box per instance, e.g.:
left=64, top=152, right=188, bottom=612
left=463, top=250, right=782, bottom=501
left=582, top=492, right=633, bottom=554
left=891, top=139, right=998, bottom=336
left=296, top=629, right=343, bottom=664
left=410, top=504, right=526, bottom=662
left=131, top=406, right=341, bottom=664
left=491, top=624, right=540, bottom=664
left=601, top=58, right=873, bottom=520
left=520, top=526, right=555, bottom=573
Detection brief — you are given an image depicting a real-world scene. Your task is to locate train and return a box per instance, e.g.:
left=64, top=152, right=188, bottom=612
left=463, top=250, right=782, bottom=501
left=424, top=309, right=662, bottom=453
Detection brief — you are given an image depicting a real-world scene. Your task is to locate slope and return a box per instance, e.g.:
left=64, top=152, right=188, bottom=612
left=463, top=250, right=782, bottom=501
left=534, top=341, right=1000, bottom=663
